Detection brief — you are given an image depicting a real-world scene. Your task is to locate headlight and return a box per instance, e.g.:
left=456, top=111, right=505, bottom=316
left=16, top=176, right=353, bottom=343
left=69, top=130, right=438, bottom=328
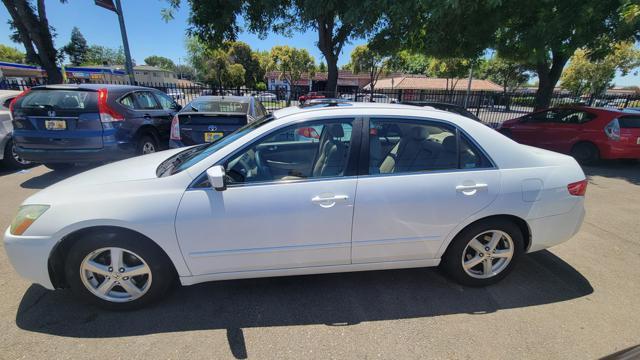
left=10, top=205, right=50, bottom=235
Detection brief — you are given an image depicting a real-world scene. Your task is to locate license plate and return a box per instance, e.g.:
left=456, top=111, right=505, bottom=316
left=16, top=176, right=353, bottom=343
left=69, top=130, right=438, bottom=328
left=45, top=120, right=66, bottom=130
left=204, top=132, right=223, bottom=142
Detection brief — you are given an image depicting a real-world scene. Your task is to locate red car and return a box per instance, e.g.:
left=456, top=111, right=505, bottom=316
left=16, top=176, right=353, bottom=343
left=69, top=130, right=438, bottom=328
left=298, top=91, right=325, bottom=104
left=498, top=106, right=640, bottom=164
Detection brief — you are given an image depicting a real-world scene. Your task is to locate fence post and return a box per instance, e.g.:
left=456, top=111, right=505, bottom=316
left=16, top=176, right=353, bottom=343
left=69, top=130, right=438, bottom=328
left=476, top=91, right=483, bottom=117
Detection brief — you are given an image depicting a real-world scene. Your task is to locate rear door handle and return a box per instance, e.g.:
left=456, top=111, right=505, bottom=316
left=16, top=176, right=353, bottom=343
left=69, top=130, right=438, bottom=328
left=456, top=183, right=488, bottom=195
left=311, top=194, right=349, bottom=208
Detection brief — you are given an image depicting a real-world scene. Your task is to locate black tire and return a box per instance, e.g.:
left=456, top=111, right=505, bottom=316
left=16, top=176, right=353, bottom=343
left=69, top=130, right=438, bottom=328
left=570, top=142, right=599, bottom=165
left=44, top=163, right=74, bottom=171
left=136, top=135, right=158, bottom=155
left=1, top=138, right=32, bottom=169
left=441, top=218, right=524, bottom=287
left=64, top=230, right=175, bottom=310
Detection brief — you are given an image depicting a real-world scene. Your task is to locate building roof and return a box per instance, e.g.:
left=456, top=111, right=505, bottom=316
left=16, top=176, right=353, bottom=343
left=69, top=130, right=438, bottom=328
left=367, top=76, right=503, bottom=91
left=134, top=65, right=172, bottom=72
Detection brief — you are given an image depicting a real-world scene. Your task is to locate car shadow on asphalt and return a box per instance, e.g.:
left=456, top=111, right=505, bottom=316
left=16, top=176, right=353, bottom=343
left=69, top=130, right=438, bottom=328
left=583, top=161, right=640, bottom=186
left=19, top=167, right=92, bottom=189
left=15, top=250, right=592, bottom=354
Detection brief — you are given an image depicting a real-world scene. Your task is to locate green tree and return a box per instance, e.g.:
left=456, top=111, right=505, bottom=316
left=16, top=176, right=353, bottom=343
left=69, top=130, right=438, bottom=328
left=318, top=61, right=327, bottom=72
left=480, top=56, right=531, bottom=93
left=84, top=45, right=126, bottom=66
left=348, top=45, right=389, bottom=95
left=162, top=0, right=384, bottom=96
left=2, top=0, right=64, bottom=83
left=62, top=27, right=88, bottom=66
left=427, top=58, right=473, bottom=94
left=561, top=42, right=640, bottom=96
left=0, top=44, right=25, bottom=63
left=267, top=46, right=315, bottom=104
left=203, top=48, right=246, bottom=88
left=174, top=64, right=195, bottom=80
left=387, top=51, right=431, bottom=75
left=228, top=41, right=264, bottom=87
left=144, top=55, right=176, bottom=70
left=373, top=0, right=640, bottom=110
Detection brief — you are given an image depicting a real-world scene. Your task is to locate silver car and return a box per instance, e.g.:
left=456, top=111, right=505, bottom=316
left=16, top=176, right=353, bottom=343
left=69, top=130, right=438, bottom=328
left=0, top=90, right=31, bottom=169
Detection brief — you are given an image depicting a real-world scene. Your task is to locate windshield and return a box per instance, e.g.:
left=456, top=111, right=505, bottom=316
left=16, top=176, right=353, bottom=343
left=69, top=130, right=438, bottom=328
left=188, top=100, right=248, bottom=113
left=20, top=89, right=97, bottom=110
left=157, top=115, right=275, bottom=177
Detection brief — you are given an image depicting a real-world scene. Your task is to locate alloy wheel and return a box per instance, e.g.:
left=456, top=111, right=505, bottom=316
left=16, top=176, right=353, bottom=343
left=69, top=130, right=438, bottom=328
left=80, top=247, right=152, bottom=303
left=461, top=230, right=514, bottom=279
left=11, top=143, right=30, bottom=165
left=142, top=142, right=156, bottom=154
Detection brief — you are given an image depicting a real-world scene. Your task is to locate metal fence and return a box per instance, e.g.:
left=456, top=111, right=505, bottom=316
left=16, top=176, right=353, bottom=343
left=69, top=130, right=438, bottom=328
left=3, top=78, right=639, bottom=127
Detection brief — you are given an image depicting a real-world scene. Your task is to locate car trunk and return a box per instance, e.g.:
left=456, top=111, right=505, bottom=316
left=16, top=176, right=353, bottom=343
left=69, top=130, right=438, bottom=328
left=177, top=112, right=248, bottom=146
left=12, top=89, right=103, bottom=150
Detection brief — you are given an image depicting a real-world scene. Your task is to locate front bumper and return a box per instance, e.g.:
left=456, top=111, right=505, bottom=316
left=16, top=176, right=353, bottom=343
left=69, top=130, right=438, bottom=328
left=15, top=141, right=136, bottom=164
left=3, top=228, right=56, bottom=289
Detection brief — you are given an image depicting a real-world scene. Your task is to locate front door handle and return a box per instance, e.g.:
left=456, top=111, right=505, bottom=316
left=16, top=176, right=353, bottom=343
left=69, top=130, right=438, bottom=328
left=456, top=183, right=488, bottom=195
left=311, top=194, right=349, bottom=208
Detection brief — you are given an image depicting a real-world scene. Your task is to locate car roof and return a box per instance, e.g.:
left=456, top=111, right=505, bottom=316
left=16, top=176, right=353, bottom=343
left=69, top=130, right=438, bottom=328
left=31, top=83, right=152, bottom=92
left=273, top=102, right=448, bottom=119
left=192, top=95, right=252, bottom=103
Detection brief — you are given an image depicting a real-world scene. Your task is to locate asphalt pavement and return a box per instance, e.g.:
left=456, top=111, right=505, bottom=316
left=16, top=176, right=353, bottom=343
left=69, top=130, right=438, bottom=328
left=0, top=162, right=639, bottom=359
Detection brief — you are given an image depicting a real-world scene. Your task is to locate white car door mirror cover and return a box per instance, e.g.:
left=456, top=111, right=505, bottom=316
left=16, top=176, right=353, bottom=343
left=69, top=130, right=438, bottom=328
left=206, top=165, right=226, bottom=191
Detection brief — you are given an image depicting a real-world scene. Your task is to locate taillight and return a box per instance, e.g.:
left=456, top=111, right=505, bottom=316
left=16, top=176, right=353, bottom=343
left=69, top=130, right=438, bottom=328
left=567, top=179, right=588, bottom=196
left=9, top=88, right=31, bottom=114
left=604, top=118, right=620, bottom=141
left=97, top=88, right=124, bottom=122
left=170, top=115, right=181, bottom=140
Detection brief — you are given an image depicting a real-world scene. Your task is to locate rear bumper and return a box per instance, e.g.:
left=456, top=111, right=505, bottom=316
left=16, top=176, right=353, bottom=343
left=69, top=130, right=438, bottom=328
left=3, top=227, right=55, bottom=290
left=527, top=200, right=586, bottom=252
left=599, top=142, right=640, bottom=159
left=15, top=141, right=135, bottom=164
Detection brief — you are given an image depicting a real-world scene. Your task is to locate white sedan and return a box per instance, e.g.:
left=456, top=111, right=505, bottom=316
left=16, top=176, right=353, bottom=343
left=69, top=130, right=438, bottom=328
left=4, top=103, right=586, bottom=309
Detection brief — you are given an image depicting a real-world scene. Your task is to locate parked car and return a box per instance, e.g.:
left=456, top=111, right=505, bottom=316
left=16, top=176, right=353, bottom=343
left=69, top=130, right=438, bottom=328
left=298, top=91, right=326, bottom=104
left=166, top=88, right=184, bottom=101
left=401, top=101, right=482, bottom=122
left=498, top=106, right=640, bottom=164
left=11, top=84, right=182, bottom=170
left=4, top=102, right=586, bottom=309
left=254, top=92, right=277, bottom=102
left=339, top=93, right=355, bottom=101
left=170, top=96, right=267, bottom=148
left=0, top=90, right=32, bottom=169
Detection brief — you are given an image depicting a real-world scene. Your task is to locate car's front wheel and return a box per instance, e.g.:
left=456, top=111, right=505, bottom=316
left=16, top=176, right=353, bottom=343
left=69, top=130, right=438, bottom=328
left=65, top=231, right=175, bottom=310
left=441, top=219, right=524, bottom=286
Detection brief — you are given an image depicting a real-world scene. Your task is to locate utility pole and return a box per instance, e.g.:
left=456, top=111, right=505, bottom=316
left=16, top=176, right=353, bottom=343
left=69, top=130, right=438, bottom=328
left=114, top=0, right=135, bottom=84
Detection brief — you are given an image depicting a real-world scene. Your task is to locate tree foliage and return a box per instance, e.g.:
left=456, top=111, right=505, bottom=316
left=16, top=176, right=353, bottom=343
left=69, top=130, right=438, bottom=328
left=163, top=0, right=384, bottom=95
left=348, top=45, right=389, bottom=93
left=144, top=55, right=176, bottom=70
left=62, top=27, right=88, bottom=66
left=228, top=41, right=264, bottom=87
left=84, top=45, right=126, bottom=66
left=2, top=0, right=64, bottom=83
left=0, top=44, right=25, bottom=63
left=174, top=64, right=196, bottom=80
left=373, top=0, right=640, bottom=109
left=266, top=45, right=315, bottom=88
left=561, top=42, right=640, bottom=95
left=479, top=56, right=531, bottom=93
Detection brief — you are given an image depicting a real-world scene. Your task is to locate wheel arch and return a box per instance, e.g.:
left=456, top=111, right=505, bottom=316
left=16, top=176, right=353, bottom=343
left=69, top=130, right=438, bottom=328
left=134, top=124, right=160, bottom=144
left=440, top=214, right=532, bottom=258
left=48, top=225, right=178, bottom=289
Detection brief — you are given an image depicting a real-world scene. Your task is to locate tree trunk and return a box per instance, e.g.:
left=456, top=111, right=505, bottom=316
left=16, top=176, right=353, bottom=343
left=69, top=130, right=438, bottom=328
left=533, top=51, right=568, bottom=110
left=323, top=51, right=339, bottom=98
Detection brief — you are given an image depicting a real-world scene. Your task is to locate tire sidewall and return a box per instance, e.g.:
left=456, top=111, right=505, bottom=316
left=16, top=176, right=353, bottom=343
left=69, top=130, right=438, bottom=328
left=137, top=135, right=158, bottom=155
left=64, top=232, right=174, bottom=310
left=571, top=142, right=599, bottom=165
left=441, top=219, right=524, bottom=287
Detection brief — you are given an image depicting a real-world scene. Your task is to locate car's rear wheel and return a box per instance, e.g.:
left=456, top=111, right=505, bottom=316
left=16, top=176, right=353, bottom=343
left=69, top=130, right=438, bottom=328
left=571, top=142, right=599, bottom=165
left=2, top=139, right=32, bottom=169
left=65, top=231, right=175, bottom=310
left=44, top=163, right=74, bottom=171
left=137, top=135, right=158, bottom=155
left=441, top=219, right=524, bottom=286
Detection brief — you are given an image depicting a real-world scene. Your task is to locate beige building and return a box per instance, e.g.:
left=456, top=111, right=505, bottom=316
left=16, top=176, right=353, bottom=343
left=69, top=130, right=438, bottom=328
left=133, top=65, right=178, bottom=84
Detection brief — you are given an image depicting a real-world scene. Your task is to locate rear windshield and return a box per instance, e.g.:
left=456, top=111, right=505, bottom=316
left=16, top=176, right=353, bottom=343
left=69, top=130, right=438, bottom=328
left=188, top=100, right=248, bottom=113
left=619, top=116, right=640, bottom=128
left=20, top=90, right=97, bottom=110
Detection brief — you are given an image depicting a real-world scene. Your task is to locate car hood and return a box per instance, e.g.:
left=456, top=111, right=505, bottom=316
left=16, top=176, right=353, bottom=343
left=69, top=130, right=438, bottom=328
left=27, top=148, right=187, bottom=201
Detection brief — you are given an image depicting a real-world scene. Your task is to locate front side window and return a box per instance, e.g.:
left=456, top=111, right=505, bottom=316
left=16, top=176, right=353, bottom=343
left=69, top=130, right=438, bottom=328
left=556, top=110, right=594, bottom=124
left=154, top=91, right=176, bottom=110
left=119, top=93, right=136, bottom=109
left=369, top=118, right=491, bottom=174
left=224, top=119, right=354, bottom=185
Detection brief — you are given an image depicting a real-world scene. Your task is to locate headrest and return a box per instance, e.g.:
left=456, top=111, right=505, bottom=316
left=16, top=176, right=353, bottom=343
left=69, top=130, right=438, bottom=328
left=408, top=126, right=428, bottom=140
left=327, top=124, right=344, bottom=138
left=442, top=135, right=457, bottom=152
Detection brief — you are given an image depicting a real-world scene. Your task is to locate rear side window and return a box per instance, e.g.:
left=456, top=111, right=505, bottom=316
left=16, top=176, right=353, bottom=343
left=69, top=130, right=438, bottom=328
left=133, top=91, right=161, bottom=110
left=20, top=90, right=97, bottom=110
left=369, top=118, right=491, bottom=175
left=619, top=116, right=640, bottom=128
left=119, top=94, right=136, bottom=109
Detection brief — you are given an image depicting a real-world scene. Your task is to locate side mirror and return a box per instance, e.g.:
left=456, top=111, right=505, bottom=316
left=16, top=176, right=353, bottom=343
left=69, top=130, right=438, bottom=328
left=206, top=165, right=226, bottom=191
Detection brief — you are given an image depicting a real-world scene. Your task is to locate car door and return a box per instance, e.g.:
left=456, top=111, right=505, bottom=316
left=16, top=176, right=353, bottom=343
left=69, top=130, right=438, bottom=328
left=540, top=109, right=594, bottom=153
left=175, top=117, right=361, bottom=275
left=352, top=117, right=500, bottom=263
left=130, top=91, right=168, bottom=140
left=510, top=109, right=559, bottom=146
left=151, top=91, right=179, bottom=141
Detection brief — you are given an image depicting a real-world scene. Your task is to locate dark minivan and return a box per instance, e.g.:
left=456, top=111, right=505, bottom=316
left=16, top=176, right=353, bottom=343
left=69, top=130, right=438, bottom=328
left=11, top=84, right=181, bottom=170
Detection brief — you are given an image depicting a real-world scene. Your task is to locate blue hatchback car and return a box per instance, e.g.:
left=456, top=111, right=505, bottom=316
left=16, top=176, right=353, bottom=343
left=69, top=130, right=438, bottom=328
left=11, top=84, right=181, bottom=170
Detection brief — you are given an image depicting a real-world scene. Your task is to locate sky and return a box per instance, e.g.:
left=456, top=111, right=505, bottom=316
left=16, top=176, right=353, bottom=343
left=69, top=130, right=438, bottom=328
left=0, top=0, right=637, bottom=86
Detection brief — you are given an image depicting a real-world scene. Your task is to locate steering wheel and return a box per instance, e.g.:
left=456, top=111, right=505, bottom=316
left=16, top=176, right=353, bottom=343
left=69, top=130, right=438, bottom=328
left=226, top=156, right=253, bottom=183
left=254, top=149, right=272, bottom=180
